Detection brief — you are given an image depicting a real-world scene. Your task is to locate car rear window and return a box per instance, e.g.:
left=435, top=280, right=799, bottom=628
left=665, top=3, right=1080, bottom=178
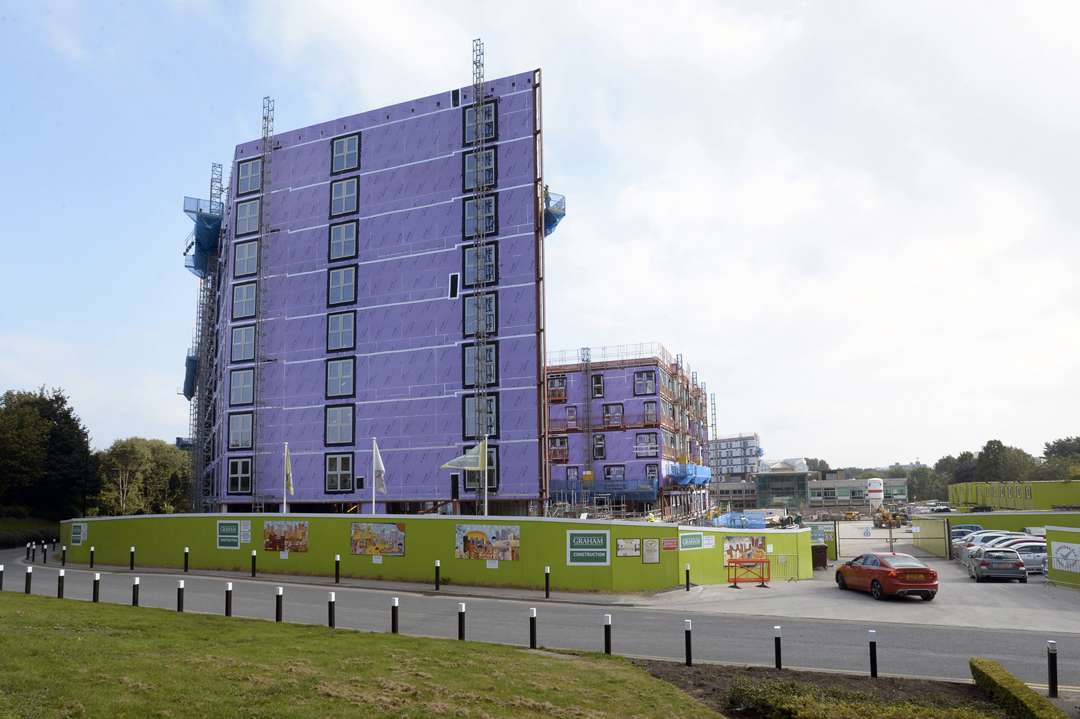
left=984, top=550, right=1018, bottom=559
left=883, top=556, right=925, bottom=568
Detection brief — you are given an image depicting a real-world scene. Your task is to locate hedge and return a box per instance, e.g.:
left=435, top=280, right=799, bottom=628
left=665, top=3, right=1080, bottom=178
left=969, top=658, right=1066, bottom=719
left=725, top=678, right=994, bottom=719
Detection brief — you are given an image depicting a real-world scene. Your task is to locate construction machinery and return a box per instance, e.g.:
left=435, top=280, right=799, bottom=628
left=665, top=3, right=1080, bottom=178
left=873, top=507, right=902, bottom=529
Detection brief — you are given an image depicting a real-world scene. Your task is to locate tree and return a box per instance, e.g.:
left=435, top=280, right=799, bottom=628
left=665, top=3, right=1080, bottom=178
left=974, top=439, right=1035, bottom=484
left=1044, top=437, right=1080, bottom=460
left=907, top=465, right=947, bottom=501
left=806, top=458, right=830, bottom=472
left=953, top=452, right=977, bottom=485
left=96, top=438, right=192, bottom=515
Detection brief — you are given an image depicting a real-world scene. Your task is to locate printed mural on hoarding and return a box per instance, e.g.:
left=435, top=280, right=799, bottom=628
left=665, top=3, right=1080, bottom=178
left=351, top=523, right=406, bottom=556
left=454, top=524, right=520, bottom=561
left=263, top=521, right=309, bottom=552
left=616, top=538, right=641, bottom=557
left=724, top=536, right=766, bottom=562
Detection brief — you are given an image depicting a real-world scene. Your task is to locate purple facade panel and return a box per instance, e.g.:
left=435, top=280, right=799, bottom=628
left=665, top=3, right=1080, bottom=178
left=211, top=70, right=544, bottom=510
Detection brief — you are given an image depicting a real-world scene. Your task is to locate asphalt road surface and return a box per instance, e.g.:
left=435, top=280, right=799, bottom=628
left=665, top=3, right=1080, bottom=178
left=3, top=552, right=1076, bottom=688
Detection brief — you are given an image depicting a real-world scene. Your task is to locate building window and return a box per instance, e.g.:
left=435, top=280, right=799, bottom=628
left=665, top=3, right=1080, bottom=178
left=636, top=432, right=658, bottom=458
left=330, top=177, right=358, bottom=216
left=326, top=357, right=355, bottom=398
left=329, top=221, right=358, bottom=261
left=463, top=244, right=497, bottom=287
left=565, top=405, right=577, bottom=429
left=231, top=325, right=255, bottom=362
left=634, top=370, right=657, bottom=396
left=228, top=457, right=252, bottom=494
left=232, top=282, right=256, bottom=320
left=547, top=374, right=566, bottom=402
left=645, top=464, right=659, bottom=484
left=325, top=405, right=354, bottom=446
left=228, top=413, right=253, bottom=449
left=548, top=435, right=568, bottom=462
left=591, top=374, right=604, bottom=399
left=463, top=342, right=497, bottom=388
left=463, top=394, right=498, bottom=439
left=463, top=195, right=496, bottom=238
left=566, top=466, right=580, bottom=486
left=603, top=465, right=626, bottom=489
left=236, top=199, right=260, bottom=236
left=328, top=266, right=356, bottom=306
left=602, top=403, right=623, bottom=427
left=230, top=369, right=254, bottom=406
left=463, top=292, right=497, bottom=336
left=463, top=148, right=496, bottom=191
left=234, top=240, right=257, bottom=277
left=327, top=311, right=355, bottom=351
left=325, top=453, right=354, bottom=492
left=462, top=444, right=498, bottom=492
left=237, top=158, right=261, bottom=195
left=463, top=102, right=497, bottom=145
left=331, top=134, right=360, bottom=174
left=593, top=434, right=606, bottom=460
left=644, top=400, right=658, bottom=425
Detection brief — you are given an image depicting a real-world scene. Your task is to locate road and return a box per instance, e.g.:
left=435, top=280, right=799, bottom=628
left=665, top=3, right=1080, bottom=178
left=3, top=550, right=1076, bottom=688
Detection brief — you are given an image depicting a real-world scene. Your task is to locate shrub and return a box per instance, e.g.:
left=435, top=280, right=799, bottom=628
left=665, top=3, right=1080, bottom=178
left=970, top=658, right=1066, bottom=719
left=725, top=678, right=995, bottom=719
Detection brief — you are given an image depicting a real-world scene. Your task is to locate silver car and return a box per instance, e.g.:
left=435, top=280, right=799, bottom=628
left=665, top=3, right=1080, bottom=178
left=968, top=547, right=1027, bottom=583
left=1004, top=541, right=1047, bottom=573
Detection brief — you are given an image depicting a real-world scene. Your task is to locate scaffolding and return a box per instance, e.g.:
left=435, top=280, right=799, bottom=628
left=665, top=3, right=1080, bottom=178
left=252, top=96, right=275, bottom=513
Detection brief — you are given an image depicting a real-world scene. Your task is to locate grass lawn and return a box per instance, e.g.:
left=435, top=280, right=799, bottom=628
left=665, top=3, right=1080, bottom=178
left=0, top=593, right=720, bottom=718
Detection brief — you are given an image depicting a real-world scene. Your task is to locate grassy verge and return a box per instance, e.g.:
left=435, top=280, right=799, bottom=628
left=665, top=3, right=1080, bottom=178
left=0, top=517, right=58, bottom=548
left=0, top=593, right=720, bottom=718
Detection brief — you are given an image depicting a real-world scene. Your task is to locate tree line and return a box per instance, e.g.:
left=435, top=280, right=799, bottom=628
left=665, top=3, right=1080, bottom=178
left=0, top=388, right=192, bottom=520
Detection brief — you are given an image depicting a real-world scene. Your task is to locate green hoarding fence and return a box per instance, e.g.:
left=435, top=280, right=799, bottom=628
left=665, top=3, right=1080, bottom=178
left=60, top=514, right=814, bottom=593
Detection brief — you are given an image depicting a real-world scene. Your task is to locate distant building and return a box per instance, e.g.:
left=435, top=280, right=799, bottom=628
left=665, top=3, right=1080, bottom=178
left=545, top=343, right=711, bottom=521
left=707, top=432, right=763, bottom=478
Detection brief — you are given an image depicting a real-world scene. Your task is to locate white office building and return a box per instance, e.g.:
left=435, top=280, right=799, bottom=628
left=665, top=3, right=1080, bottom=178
left=708, top=433, right=763, bottom=477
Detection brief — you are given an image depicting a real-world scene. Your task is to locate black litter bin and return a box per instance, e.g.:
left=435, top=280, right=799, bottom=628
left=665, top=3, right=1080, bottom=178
left=811, top=543, right=829, bottom=570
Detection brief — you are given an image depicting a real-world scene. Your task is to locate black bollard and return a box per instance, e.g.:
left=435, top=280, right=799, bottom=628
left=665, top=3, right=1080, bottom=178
left=604, top=614, right=612, bottom=655
left=24, top=566, right=32, bottom=594
left=225, top=582, right=233, bottom=617
left=328, top=592, right=336, bottom=628
left=31, top=543, right=36, bottom=564
left=129, top=546, right=135, bottom=571
left=529, top=608, right=537, bottom=649
left=251, top=550, right=257, bottom=578
left=57, top=569, right=65, bottom=599
left=869, top=629, right=878, bottom=678
left=42, top=545, right=47, bottom=564
left=545, top=565, right=551, bottom=599
left=458, top=603, right=466, bottom=640
left=1048, top=640, right=1058, bottom=698
left=52, top=539, right=57, bottom=552
left=184, top=547, right=189, bottom=573
left=25, top=543, right=30, bottom=561
left=89, top=546, right=95, bottom=569
left=93, top=573, right=100, bottom=602
left=435, top=560, right=441, bottom=591
left=276, top=587, right=284, bottom=622
left=0, top=563, right=4, bottom=591
left=685, top=619, right=693, bottom=666
left=177, top=580, right=185, bottom=612
left=774, top=626, right=783, bottom=670
left=132, top=577, right=140, bottom=607
left=391, top=597, right=399, bottom=634
left=335, top=554, right=341, bottom=584
left=61, top=546, right=66, bottom=567
left=685, top=563, right=691, bottom=591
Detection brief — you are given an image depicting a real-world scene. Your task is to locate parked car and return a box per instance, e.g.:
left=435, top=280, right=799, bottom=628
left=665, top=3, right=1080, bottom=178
left=951, top=524, right=983, bottom=534
left=984, top=534, right=1039, bottom=548
left=836, top=553, right=938, bottom=601
left=1004, top=541, right=1047, bottom=573
left=968, top=547, right=1027, bottom=583
left=957, top=532, right=1027, bottom=561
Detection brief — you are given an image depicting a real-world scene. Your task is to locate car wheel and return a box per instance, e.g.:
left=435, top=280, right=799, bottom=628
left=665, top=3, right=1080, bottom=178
left=1019, top=577, right=1028, bottom=584
left=870, top=580, right=885, bottom=601
left=836, top=572, right=847, bottom=590
left=923, top=592, right=936, bottom=602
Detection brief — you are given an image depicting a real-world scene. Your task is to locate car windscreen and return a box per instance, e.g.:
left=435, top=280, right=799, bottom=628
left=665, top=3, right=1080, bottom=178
left=882, top=556, right=924, bottom=568
left=983, top=550, right=1018, bottom=559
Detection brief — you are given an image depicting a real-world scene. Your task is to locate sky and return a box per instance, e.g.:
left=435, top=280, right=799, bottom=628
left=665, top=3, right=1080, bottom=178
left=1, top=1, right=1078, bottom=467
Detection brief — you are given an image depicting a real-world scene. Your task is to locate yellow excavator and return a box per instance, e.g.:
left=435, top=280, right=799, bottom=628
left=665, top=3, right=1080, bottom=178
left=873, top=507, right=902, bottom=529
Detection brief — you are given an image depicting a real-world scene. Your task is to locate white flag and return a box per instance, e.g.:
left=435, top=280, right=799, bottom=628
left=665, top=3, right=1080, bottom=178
left=441, top=437, right=488, bottom=471
left=372, top=438, right=387, bottom=495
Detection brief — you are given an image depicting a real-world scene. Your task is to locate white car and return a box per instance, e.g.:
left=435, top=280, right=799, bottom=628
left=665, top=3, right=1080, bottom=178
left=957, top=532, right=1026, bottom=561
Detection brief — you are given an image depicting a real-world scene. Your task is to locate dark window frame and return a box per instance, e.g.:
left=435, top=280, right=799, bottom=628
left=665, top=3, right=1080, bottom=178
left=462, top=340, right=499, bottom=388
left=633, top=370, right=657, bottom=396
left=236, top=157, right=262, bottom=197
left=462, top=290, right=498, bottom=337
left=328, top=176, right=359, bottom=218
left=226, top=456, right=253, bottom=495
left=324, top=404, right=356, bottom=447
left=462, top=98, right=499, bottom=147
left=461, top=392, right=500, bottom=441
left=233, top=239, right=258, bottom=278
left=229, top=368, right=255, bottom=407
left=462, top=193, right=498, bottom=239
left=227, top=411, right=254, bottom=450
left=230, top=324, right=256, bottom=363
left=461, top=146, right=498, bottom=193
left=231, top=281, right=257, bottom=321
left=330, top=133, right=361, bottom=175
left=327, top=264, right=358, bottom=308
left=462, top=443, right=499, bottom=493
left=591, top=374, right=604, bottom=398
left=328, top=220, right=359, bottom=262
left=235, top=198, right=260, bottom=237
left=324, top=452, right=355, bottom=493
left=593, top=433, right=606, bottom=460
left=326, top=310, right=356, bottom=353
left=462, top=242, right=499, bottom=289
left=325, top=356, right=356, bottom=400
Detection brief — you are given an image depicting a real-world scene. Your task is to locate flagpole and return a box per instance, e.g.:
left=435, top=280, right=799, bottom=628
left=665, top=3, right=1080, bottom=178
left=482, top=434, right=488, bottom=517
left=371, top=437, right=376, bottom=515
left=282, top=442, right=288, bottom=515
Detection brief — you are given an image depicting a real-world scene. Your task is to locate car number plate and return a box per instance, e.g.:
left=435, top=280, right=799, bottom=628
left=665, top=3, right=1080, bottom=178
left=991, top=562, right=1010, bottom=569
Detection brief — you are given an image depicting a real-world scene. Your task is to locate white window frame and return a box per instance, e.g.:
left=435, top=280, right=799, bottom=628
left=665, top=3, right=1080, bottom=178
left=232, top=282, right=256, bottom=320
left=236, top=199, right=260, bottom=236
left=230, top=369, right=254, bottom=406
left=604, top=465, right=626, bottom=486
left=329, top=221, right=357, bottom=261
left=593, top=434, right=606, bottom=460
left=463, top=292, right=497, bottom=336
left=228, top=413, right=253, bottom=450
left=636, top=432, right=659, bottom=458
left=234, top=240, right=258, bottom=277
left=327, top=312, right=354, bottom=351
left=326, top=358, right=354, bottom=398
left=464, top=195, right=496, bottom=238
left=228, top=457, right=252, bottom=494
left=330, top=177, right=358, bottom=216
left=332, top=134, right=359, bottom=173
left=645, top=464, right=659, bottom=484
left=591, top=374, right=604, bottom=398
left=328, top=266, right=356, bottom=306
left=237, top=158, right=261, bottom=195
left=325, top=453, right=354, bottom=492
left=325, top=405, right=353, bottom=446
left=634, top=370, right=657, bottom=395
left=231, top=325, right=255, bottom=362
left=644, top=400, right=658, bottom=424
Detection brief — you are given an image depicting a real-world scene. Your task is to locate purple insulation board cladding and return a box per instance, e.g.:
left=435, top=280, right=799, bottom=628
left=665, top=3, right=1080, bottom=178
left=210, top=70, right=546, bottom=511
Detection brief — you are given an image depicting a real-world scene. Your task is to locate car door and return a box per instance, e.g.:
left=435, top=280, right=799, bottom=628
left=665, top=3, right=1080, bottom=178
left=844, top=555, right=865, bottom=588
left=860, top=555, right=881, bottom=590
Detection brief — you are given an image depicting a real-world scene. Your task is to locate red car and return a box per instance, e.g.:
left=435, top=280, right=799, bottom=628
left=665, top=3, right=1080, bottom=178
left=836, top=552, right=938, bottom=601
